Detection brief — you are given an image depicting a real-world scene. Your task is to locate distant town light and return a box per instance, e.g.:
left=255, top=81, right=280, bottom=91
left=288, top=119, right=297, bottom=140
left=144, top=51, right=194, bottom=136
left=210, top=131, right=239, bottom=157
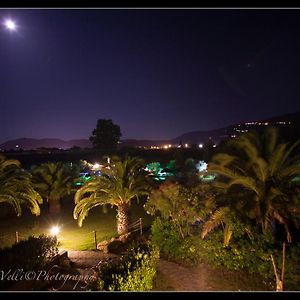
left=184, top=143, right=188, bottom=148
left=164, top=145, right=168, bottom=149
left=198, top=144, right=203, bottom=148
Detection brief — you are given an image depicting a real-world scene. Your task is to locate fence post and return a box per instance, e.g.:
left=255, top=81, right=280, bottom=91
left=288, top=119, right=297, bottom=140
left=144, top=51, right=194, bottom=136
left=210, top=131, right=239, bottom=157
left=93, top=230, right=97, bottom=250
left=139, top=218, right=143, bottom=235
left=15, top=231, right=19, bottom=244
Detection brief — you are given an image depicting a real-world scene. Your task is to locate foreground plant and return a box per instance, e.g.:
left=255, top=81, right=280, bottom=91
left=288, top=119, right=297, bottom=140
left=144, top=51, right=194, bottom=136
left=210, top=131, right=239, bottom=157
left=203, top=127, right=300, bottom=244
left=108, top=246, right=159, bottom=291
left=0, top=154, right=42, bottom=216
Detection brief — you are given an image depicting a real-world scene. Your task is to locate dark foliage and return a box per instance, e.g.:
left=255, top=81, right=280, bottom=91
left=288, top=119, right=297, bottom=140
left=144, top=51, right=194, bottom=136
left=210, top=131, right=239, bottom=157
left=0, top=235, right=58, bottom=289
left=89, top=241, right=157, bottom=291
left=89, top=119, right=122, bottom=153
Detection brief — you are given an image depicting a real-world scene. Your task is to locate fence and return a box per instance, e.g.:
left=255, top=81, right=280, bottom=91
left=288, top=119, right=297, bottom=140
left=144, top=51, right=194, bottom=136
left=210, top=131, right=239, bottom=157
left=92, top=218, right=143, bottom=250
left=128, top=217, right=143, bottom=235
left=0, top=231, right=27, bottom=248
left=1, top=218, right=143, bottom=250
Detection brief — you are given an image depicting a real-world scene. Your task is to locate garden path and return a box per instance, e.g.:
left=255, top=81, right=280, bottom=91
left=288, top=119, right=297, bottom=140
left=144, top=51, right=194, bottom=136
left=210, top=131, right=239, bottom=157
left=46, top=250, right=119, bottom=291
left=155, top=259, right=271, bottom=291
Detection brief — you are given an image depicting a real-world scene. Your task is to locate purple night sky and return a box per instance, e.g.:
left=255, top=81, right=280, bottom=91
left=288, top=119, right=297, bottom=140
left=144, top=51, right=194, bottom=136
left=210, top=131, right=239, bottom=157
left=1, top=9, right=300, bottom=143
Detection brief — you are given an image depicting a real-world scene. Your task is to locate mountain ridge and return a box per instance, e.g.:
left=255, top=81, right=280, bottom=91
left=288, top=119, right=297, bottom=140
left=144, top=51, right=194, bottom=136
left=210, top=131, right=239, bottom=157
left=1, top=111, right=300, bottom=151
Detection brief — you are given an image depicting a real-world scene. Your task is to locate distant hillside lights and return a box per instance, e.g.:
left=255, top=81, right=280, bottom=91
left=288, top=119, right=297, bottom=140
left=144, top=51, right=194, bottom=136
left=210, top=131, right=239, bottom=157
left=143, top=142, right=216, bottom=150
left=234, top=129, right=249, bottom=133
left=243, top=121, right=291, bottom=126
left=234, top=120, right=292, bottom=134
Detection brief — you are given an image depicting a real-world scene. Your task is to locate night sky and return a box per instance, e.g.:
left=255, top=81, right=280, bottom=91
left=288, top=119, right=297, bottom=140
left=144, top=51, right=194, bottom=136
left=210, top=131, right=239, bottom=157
left=1, top=9, right=300, bottom=143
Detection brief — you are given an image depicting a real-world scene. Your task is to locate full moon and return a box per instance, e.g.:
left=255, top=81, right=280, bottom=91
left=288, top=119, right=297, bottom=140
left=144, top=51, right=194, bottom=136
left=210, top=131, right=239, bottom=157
left=4, top=19, right=17, bottom=31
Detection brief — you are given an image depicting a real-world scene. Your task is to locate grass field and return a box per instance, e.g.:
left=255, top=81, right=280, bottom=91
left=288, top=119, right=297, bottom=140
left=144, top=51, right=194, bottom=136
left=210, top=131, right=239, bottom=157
left=0, top=196, right=153, bottom=250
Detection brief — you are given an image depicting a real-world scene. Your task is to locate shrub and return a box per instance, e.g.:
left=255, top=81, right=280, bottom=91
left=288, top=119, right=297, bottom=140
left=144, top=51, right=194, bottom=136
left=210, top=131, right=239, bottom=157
left=198, top=230, right=300, bottom=290
left=0, top=234, right=59, bottom=289
left=91, top=242, right=159, bottom=291
left=108, top=246, right=159, bottom=291
left=198, top=231, right=271, bottom=272
left=0, top=234, right=58, bottom=271
left=151, top=218, right=200, bottom=265
left=145, top=183, right=201, bottom=239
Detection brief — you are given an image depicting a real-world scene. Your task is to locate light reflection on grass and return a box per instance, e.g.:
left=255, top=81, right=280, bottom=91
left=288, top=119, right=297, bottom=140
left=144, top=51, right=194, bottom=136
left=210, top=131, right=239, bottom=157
left=0, top=197, right=152, bottom=250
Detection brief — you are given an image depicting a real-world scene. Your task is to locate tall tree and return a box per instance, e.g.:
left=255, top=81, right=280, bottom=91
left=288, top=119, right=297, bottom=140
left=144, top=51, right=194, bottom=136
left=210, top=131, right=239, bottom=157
left=32, top=162, right=74, bottom=215
left=203, top=127, right=300, bottom=244
left=89, top=119, right=122, bottom=153
left=0, top=154, right=42, bottom=216
left=74, top=155, right=149, bottom=235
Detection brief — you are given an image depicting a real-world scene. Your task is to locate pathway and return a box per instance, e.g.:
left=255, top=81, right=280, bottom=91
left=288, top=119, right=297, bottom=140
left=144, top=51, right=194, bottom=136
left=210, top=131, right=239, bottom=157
left=154, top=259, right=271, bottom=291
left=67, top=250, right=118, bottom=269
left=47, top=250, right=120, bottom=291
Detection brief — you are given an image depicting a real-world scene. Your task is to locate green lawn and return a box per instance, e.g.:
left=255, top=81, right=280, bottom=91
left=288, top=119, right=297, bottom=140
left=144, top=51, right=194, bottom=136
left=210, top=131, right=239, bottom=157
left=0, top=197, right=153, bottom=251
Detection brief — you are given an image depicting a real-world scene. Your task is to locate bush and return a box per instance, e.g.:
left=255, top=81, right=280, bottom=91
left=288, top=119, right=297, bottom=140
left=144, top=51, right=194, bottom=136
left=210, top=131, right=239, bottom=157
left=0, top=235, right=59, bottom=289
left=198, top=231, right=270, bottom=272
left=92, top=242, right=159, bottom=291
left=151, top=218, right=200, bottom=265
left=108, top=246, right=159, bottom=291
left=0, top=234, right=58, bottom=271
left=198, top=230, right=300, bottom=290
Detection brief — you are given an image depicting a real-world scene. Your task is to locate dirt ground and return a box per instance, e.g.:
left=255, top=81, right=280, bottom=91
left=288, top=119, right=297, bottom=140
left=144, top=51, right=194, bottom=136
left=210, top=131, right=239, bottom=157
left=154, top=259, right=273, bottom=291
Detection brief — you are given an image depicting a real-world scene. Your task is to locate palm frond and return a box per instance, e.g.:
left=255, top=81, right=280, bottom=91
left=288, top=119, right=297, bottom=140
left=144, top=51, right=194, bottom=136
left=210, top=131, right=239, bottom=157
left=0, top=155, right=42, bottom=217
left=201, top=207, right=229, bottom=239
left=73, top=155, right=150, bottom=227
left=269, top=143, right=287, bottom=176
left=265, top=127, right=278, bottom=156
left=223, top=223, right=233, bottom=247
left=228, top=177, right=260, bottom=195
left=252, top=158, right=268, bottom=182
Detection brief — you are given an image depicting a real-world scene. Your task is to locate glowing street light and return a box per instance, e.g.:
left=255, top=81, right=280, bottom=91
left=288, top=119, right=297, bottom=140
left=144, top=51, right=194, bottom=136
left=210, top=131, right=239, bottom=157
left=184, top=143, right=189, bottom=148
left=4, top=19, right=17, bottom=31
left=198, top=144, right=203, bottom=148
left=50, top=226, right=60, bottom=236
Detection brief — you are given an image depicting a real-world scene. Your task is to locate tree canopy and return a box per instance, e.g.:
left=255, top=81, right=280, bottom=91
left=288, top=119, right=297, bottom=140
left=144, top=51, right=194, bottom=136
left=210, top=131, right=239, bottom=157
left=89, top=119, right=122, bottom=153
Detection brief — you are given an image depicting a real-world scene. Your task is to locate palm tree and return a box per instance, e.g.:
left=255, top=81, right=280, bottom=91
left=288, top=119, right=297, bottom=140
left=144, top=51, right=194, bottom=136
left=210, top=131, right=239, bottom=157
left=32, top=162, right=74, bottom=215
left=0, top=154, right=42, bottom=216
left=74, top=155, right=149, bottom=235
left=202, top=127, right=300, bottom=243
